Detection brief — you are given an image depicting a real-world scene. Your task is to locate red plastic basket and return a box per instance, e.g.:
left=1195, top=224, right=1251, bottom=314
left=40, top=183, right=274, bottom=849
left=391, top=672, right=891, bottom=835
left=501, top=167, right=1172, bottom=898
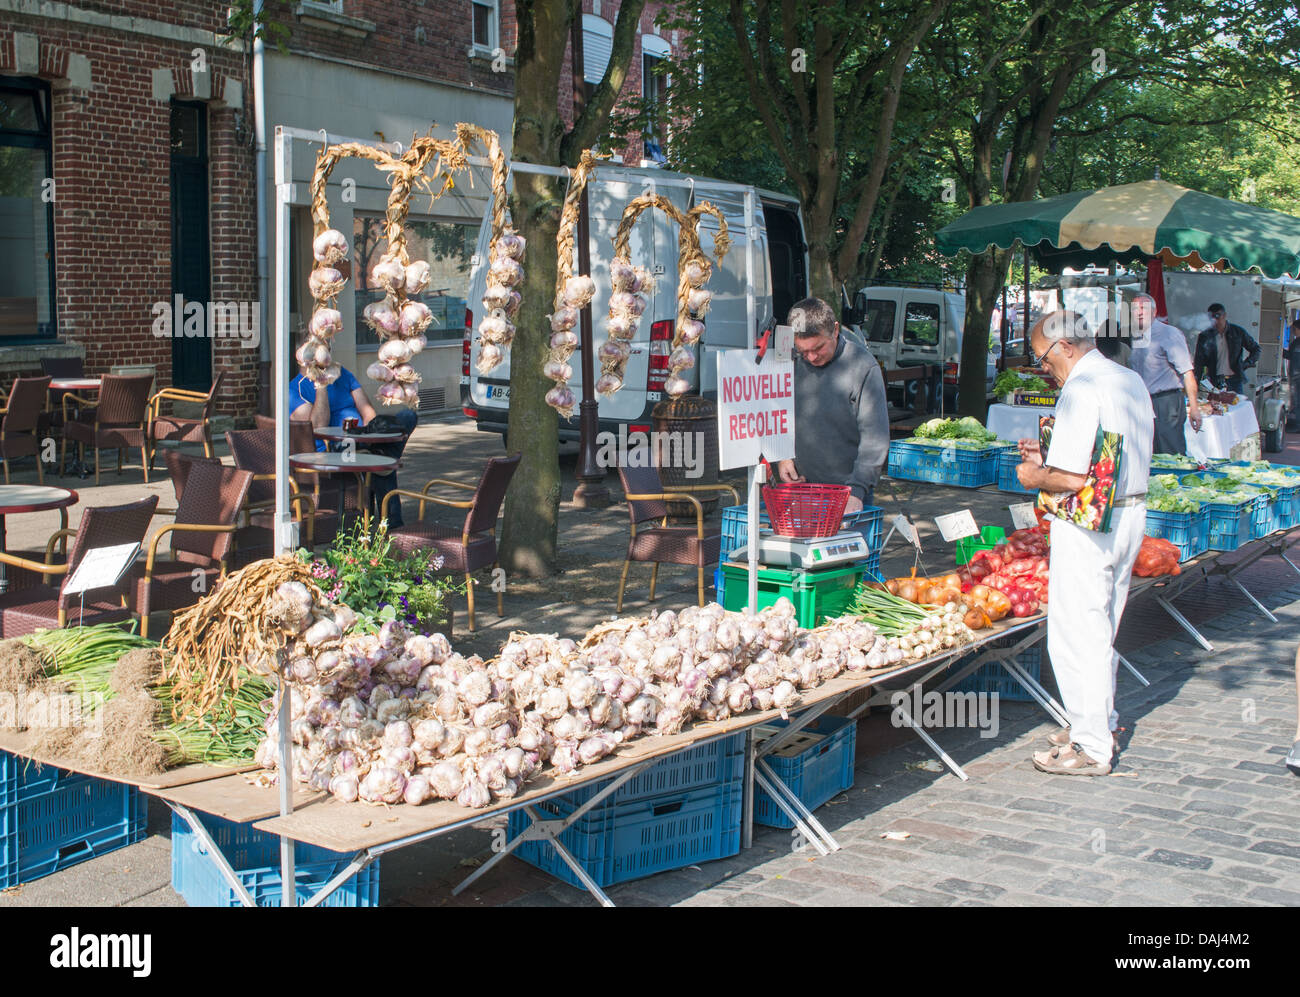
left=761, top=483, right=850, bottom=538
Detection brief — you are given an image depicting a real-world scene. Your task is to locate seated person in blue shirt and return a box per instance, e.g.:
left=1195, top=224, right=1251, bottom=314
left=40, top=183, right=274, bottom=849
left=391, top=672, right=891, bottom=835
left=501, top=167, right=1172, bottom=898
left=290, top=360, right=418, bottom=528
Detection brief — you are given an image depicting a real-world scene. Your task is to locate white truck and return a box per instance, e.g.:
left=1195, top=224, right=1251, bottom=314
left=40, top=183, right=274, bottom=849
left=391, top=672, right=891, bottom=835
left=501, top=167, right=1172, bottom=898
left=840, top=284, right=995, bottom=410
left=1160, top=271, right=1291, bottom=453
left=460, top=165, right=809, bottom=443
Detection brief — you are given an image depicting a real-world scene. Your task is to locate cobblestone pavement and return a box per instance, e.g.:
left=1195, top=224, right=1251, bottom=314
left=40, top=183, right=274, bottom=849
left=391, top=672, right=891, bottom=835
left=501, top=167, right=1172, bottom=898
left=2, top=416, right=1299, bottom=906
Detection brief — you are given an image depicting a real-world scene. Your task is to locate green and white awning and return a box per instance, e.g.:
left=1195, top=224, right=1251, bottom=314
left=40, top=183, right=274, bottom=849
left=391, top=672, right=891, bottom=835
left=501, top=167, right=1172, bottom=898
left=935, top=179, right=1300, bottom=277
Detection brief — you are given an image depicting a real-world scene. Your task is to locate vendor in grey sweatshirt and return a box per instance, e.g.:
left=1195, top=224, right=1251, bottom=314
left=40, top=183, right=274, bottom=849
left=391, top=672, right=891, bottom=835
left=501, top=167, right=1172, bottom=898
left=775, top=297, right=890, bottom=510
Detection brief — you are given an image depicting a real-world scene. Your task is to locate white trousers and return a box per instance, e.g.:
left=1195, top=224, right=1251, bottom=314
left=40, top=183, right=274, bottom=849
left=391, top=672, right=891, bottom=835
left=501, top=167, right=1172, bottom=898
left=1046, top=503, right=1147, bottom=764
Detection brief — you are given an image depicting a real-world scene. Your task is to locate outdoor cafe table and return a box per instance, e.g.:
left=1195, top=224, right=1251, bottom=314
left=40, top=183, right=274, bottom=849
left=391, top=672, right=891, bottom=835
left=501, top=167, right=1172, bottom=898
left=47, top=378, right=101, bottom=393
left=289, top=451, right=397, bottom=531
left=0, top=484, right=77, bottom=592
left=312, top=426, right=405, bottom=448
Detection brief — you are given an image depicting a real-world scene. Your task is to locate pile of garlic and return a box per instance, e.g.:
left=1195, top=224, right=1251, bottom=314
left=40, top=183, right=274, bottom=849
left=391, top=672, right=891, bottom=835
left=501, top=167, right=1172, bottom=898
left=595, top=258, right=655, bottom=397
left=255, top=585, right=883, bottom=809
left=543, top=274, right=596, bottom=418
left=475, top=230, right=526, bottom=375
left=362, top=255, right=432, bottom=408
left=300, top=229, right=351, bottom=385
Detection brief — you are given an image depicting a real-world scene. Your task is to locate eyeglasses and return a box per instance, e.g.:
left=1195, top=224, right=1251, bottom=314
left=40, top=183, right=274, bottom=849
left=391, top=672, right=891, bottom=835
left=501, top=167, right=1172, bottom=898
left=1032, top=340, right=1062, bottom=366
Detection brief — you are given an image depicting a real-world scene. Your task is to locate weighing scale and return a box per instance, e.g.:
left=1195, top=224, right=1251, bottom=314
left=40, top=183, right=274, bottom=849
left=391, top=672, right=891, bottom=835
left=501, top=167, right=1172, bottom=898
left=730, top=530, right=870, bottom=570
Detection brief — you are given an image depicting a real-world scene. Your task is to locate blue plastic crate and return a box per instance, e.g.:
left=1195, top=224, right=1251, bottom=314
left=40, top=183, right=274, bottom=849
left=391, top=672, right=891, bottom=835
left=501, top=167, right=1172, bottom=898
left=719, top=505, right=883, bottom=571
left=1278, top=486, right=1300, bottom=530
left=1205, top=501, right=1253, bottom=551
left=887, top=441, right=998, bottom=488
left=540, top=734, right=745, bottom=810
left=1, top=750, right=145, bottom=889
left=171, top=812, right=380, bottom=907
left=952, top=637, right=1043, bottom=702
left=506, top=779, right=742, bottom=889
left=713, top=566, right=725, bottom=604
left=753, top=715, right=857, bottom=829
left=1143, top=508, right=1208, bottom=562
left=1250, top=494, right=1279, bottom=540
left=997, top=447, right=1034, bottom=494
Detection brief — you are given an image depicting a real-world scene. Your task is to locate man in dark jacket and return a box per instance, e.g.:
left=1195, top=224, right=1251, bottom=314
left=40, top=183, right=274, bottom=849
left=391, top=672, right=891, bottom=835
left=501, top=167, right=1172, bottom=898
left=1194, top=302, right=1260, bottom=393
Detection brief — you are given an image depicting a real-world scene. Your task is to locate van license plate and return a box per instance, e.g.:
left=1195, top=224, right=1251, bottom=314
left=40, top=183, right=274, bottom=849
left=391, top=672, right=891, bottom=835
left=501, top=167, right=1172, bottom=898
left=486, top=385, right=510, bottom=401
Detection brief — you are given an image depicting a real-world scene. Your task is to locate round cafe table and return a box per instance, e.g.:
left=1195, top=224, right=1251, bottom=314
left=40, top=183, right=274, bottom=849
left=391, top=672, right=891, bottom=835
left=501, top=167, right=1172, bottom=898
left=48, top=378, right=101, bottom=393
left=0, top=484, right=79, bottom=593
left=289, top=452, right=397, bottom=531
left=312, top=426, right=405, bottom=448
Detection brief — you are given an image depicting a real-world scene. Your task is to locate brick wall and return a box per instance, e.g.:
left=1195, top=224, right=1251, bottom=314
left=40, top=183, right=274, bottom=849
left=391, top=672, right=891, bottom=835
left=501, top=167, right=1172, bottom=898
left=0, top=5, right=258, bottom=419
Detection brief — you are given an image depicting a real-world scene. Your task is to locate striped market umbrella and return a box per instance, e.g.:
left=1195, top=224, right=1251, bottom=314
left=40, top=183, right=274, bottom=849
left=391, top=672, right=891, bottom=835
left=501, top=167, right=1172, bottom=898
left=935, top=179, right=1300, bottom=277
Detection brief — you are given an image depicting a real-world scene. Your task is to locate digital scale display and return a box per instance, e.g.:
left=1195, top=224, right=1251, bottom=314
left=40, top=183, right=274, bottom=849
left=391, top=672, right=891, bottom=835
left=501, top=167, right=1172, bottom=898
left=732, top=530, right=870, bottom=570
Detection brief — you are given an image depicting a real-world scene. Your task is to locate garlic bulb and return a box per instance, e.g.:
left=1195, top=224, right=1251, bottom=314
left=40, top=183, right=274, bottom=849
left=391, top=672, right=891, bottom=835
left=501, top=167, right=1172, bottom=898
left=494, top=230, right=526, bottom=261
left=371, top=258, right=407, bottom=294
left=309, top=308, right=343, bottom=337
left=400, top=301, right=432, bottom=337
left=309, top=267, right=345, bottom=301
left=477, top=343, right=504, bottom=374
left=404, top=260, right=431, bottom=295
left=678, top=318, right=705, bottom=344
left=549, top=308, right=579, bottom=332
left=563, top=274, right=596, bottom=308
left=489, top=257, right=523, bottom=288
left=313, top=229, right=350, bottom=264
left=363, top=301, right=400, bottom=336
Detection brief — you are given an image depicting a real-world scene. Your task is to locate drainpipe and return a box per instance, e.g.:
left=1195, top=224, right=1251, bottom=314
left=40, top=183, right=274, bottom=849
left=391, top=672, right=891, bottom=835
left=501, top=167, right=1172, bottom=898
left=254, top=0, right=271, bottom=415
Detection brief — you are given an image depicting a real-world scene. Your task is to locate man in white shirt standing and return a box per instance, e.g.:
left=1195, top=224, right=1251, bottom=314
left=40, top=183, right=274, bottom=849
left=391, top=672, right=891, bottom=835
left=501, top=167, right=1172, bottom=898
left=1129, top=293, right=1202, bottom=455
left=1016, top=311, right=1155, bottom=775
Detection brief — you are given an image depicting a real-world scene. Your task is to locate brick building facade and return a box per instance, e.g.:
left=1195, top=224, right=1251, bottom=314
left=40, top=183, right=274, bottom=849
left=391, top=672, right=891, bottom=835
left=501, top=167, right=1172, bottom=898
left=0, top=0, right=682, bottom=423
left=0, top=1, right=258, bottom=418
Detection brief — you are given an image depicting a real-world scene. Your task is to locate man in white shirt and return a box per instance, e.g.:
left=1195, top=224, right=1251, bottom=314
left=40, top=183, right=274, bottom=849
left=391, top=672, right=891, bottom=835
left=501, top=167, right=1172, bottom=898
left=1128, top=293, right=1202, bottom=455
left=1016, top=311, right=1154, bottom=775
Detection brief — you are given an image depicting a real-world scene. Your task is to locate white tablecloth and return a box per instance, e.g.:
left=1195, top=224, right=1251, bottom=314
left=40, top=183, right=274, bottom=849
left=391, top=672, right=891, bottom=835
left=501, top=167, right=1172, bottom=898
left=1185, top=400, right=1259, bottom=461
left=988, top=399, right=1259, bottom=461
left=986, top=403, right=1053, bottom=443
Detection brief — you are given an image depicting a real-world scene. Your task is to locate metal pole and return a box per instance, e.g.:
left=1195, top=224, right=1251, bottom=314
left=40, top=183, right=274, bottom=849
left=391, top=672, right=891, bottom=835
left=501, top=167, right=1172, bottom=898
left=569, top=13, right=610, bottom=509
left=253, top=0, right=271, bottom=416
left=1023, top=246, right=1031, bottom=362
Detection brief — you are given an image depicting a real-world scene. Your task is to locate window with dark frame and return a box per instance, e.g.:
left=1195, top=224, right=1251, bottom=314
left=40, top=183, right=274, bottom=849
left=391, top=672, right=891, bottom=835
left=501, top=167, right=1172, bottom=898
left=904, top=302, right=940, bottom=348
left=0, top=78, right=55, bottom=342
left=472, top=0, right=497, bottom=50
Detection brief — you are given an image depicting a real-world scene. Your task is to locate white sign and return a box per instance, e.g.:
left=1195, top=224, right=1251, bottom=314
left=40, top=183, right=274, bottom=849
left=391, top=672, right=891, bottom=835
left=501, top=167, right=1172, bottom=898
left=893, top=514, right=921, bottom=550
left=64, top=543, right=140, bottom=596
left=772, top=324, right=794, bottom=362
left=716, top=349, right=796, bottom=470
left=1008, top=502, right=1039, bottom=530
left=934, top=510, right=979, bottom=542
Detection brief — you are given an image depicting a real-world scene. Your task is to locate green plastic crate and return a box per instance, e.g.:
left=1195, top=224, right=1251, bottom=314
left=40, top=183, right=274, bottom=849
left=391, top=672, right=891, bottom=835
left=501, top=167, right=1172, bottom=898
left=719, top=562, right=864, bottom=627
left=955, top=525, right=1006, bottom=565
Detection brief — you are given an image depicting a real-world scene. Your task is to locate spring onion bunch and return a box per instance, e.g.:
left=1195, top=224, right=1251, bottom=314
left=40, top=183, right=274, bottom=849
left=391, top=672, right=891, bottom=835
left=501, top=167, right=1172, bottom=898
left=21, top=624, right=154, bottom=699
left=848, top=587, right=974, bottom=661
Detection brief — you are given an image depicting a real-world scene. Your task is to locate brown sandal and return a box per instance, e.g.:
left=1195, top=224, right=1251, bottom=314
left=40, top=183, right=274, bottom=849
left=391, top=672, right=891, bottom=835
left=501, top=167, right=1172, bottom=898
left=1047, top=726, right=1121, bottom=750
left=1032, top=742, right=1111, bottom=776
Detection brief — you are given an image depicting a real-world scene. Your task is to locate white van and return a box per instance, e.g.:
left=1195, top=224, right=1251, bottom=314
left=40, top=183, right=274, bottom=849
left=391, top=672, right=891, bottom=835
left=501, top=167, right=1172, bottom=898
left=460, top=166, right=809, bottom=441
left=842, top=285, right=995, bottom=408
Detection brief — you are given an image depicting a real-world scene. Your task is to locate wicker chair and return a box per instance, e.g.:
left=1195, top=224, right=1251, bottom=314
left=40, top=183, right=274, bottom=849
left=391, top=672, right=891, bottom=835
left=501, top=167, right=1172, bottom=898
left=61, top=373, right=155, bottom=485
left=0, top=495, right=159, bottom=638
left=0, top=376, right=51, bottom=484
left=225, top=428, right=323, bottom=561
left=384, top=453, right=521, bottom=632
left=129, top=460, right=253, bottom=639
left=147, top=370, right=225, bottom=469
left=616, top=465, right=740, bottom=612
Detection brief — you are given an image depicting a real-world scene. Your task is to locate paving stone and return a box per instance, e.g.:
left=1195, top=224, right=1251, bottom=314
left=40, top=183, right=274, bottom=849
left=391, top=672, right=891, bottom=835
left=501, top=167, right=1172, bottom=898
left=719, top=892, right=799, bottom=907
left=1235, top=759, right=1290, bottom=776
left=975, top=833, right=1040, bottom=856
left=1034, top=879, right=1111, bottom=904
left=880, top=884, right=958, bottom=906
left=1184, top=800, right=1248, bottom=817
left=1247, top=885, right=1300, bottom=906
left=933, top=877, right=1006, bottom=900
left=1248, top=840, right=1300, bottom=860
left=1125, top=802, right=1187, bottom=822
left=1220, top=864, right=1280, bottom=885
left=1187, top=827, right=1253, bottom=850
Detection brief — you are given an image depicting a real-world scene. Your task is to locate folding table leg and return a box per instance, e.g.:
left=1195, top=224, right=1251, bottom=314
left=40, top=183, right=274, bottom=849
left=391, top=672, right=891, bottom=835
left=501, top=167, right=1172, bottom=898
left=891, top=701, right=969, bottom=781
left=169, top=803, right=257, bottom=908
left=1279, top=550, right=1300, bottom=579
left=752, top=763, right=835, bottom=856
left=1228, top=575, right=1278, bottom=623
left=1000, top=656, right=1070, bottom=727
left=1155, top=595, right=1214, bottom=651
left=1117, top=653, right=1150, bottom=687
left=301, top=852, right=374, bottom=908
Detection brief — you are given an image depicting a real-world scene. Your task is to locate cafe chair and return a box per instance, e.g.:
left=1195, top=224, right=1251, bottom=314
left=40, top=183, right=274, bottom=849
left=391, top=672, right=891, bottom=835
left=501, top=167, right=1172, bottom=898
left=61, top=373, right=155, bottom=485
left=616, top=465, right=740, bottom=613
left=129, top=461, right=253, bottom=639
left=147, top=370, right=225, bottom=470
left=384, top=453, right=521, bottom=632
left=225, top=428, right=323, bottom=560
left=0, top=375, right=52, bottom=484
left=0, top=495, right=159, bottom=638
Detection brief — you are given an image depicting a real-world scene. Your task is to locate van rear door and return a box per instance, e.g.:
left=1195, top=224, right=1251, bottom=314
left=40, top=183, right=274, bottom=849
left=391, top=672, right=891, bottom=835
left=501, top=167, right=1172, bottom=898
left=692, top=182, right=763, bottom=395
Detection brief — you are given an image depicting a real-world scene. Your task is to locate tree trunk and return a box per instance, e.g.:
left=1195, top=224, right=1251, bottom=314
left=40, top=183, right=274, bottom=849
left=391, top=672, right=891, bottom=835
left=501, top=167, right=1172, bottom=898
left=957, top=248, right=1011, bottom=418
left=807, top=226, right=836, bottom=304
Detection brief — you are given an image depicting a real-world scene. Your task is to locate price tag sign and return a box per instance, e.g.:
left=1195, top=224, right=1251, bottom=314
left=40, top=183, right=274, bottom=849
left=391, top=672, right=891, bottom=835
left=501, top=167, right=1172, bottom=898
left=893, top=514, right=922, bottom=550
left=1008, top=502, right=1039, bottom=530
left=64, top=543, right=140, bottom=596
left=716, top=349, right=796, bottom=470
left=772, top=324, right=794, bottom=362
left=934, top=509, right=979, bottom=543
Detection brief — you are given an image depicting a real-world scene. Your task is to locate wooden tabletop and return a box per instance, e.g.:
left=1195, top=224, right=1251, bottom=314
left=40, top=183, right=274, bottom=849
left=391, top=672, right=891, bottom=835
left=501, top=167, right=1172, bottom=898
left=0, top=484, right=78, bottom=515
left=289, top=451, right=397, bottom=473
